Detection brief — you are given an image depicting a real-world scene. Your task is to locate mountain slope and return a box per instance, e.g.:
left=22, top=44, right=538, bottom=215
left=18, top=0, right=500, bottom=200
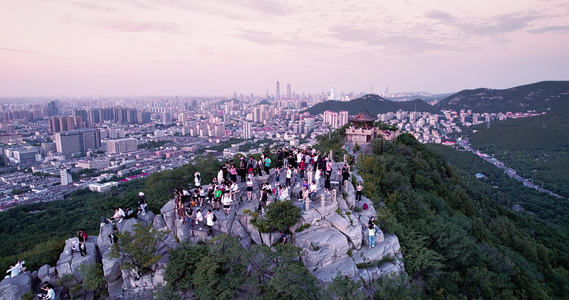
left=436, top=81, right=569, bottom=113
left=304, top=94, right=439, bottom=115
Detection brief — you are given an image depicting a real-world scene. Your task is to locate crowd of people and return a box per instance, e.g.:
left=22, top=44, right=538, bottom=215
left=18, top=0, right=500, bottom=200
left=4, top=145, right=378, bottom=299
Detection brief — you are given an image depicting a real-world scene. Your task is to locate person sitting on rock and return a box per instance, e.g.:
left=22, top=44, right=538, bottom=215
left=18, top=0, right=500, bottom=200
left=5, top=260, right=25, bottom=278
left=230, top=180, right=239, bottom=201
left=111, top=207, right=125, bottom=223
left=195, top=209, right=203, bottom=225
left=308, top=180, right=317, bottom=202
left=279, top=230, right=287, bottom=244
left=38, top=282, right=55, bottom=300
left=124, top=207, right=135, bottom=219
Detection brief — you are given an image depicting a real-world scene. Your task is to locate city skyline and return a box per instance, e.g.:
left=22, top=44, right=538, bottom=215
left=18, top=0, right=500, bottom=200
left=1, top=0, right=568, bottom=98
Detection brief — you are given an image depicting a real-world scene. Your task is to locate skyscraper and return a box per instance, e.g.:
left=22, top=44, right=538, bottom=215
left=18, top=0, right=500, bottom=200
left=276, top=81, right=280, bottom=100
left=287, top=84, right=291, bottom=100
left=243, top=121, right=252, bottom=139
left=54, top=129, right=101, bottom=158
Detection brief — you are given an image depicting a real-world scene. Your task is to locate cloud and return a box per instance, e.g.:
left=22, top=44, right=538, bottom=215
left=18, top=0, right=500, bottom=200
left=329, top=25, right=459, bottom=54
left=528, top=25, right=569, bottom=33
left=0, top=47, right=39, bottom=54
left=93, top=18, right=179, bottom=32
left=457, top=13, right=539, bottom=36
left=424, top=10, right=456, bottom=22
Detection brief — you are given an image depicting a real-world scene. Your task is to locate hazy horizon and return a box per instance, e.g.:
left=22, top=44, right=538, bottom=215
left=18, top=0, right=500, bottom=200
left=1, top=0, right=568, bottom=98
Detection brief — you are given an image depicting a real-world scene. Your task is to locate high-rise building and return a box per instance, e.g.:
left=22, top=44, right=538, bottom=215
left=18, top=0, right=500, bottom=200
left=324, top=110, right=339, bottom=128
left=47, top=100, right=59, bottom=116
left=339, top=111, right=349, bottom=127
left=287, top=84, right=291, bottom=100
left=243, top=121, right=252, bottom=139
left=54, top=129, right=101, bottom=158
left=60, top=167, right=73, bottom=186
left=276, top=81, right=280, bottom=100
left=105, top=138, right=138, bottom=154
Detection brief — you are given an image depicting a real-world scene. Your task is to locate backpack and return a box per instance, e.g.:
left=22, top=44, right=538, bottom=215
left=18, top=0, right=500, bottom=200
left=363, top=203, right=369, bottom=210
left=212, top=214, right=217, bottom=222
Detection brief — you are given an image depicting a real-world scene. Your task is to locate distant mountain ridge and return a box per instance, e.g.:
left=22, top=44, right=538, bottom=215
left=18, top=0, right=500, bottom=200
left=436, top=81, right=569, bottom=113
left=304, top=94, right=440, bottom=116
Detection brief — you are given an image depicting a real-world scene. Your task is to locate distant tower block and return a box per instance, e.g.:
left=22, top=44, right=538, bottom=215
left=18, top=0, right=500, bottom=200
left=276, top=81, right=280, bottom=100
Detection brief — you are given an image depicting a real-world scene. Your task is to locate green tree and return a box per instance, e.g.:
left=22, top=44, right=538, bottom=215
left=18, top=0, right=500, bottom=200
left=248, top=200, right=302, bottom=232
left=79, top=263, right=108, bottom=297
left=192, top=234, right=248, bottom=300
left=327, top=273, right=368, bottom=300
left=109, top=223, right=168, bottom=272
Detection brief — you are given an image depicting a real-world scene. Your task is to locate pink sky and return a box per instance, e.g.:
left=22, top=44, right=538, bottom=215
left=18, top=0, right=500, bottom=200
left=1, top=0, right=568, bottom=97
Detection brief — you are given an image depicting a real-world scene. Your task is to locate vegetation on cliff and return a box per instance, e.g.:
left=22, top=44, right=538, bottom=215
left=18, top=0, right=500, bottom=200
left=358, top=133, right=569, bottom=299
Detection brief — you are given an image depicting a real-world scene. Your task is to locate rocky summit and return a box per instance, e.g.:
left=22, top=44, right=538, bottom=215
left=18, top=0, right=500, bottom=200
left=0, top=161, right=403, bottom=299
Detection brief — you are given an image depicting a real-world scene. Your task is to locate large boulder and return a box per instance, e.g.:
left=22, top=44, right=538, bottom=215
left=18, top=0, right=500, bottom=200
left=301, top=209, right=322, bottom=225
left=56, top=236, right=99, bottom=285
left=361, top=234, right=400, bottom=262
left=294, top=227, right=350, bottom=271
left=176, top=221, right=191, bottom=243
left=98, top=223, right=115, bottom=253
left=137, top=211, right=156, bottom=225
left=102, top=248, right=123, bottom=282
left=153, top=214, right=167, bottom=231
left=0, top=272, right=34, bottom=300
left=116, top=217, right=140, bottom=234
left=160, top=199, right=178, bottom=236
left=314, top=197, right=338, bottom=218
left=326, top=212, right=363, bottom=249
left=313, top=256, right=358, bottom=282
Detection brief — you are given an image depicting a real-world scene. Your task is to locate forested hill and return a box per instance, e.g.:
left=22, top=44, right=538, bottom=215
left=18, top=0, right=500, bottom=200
left=304, top=94, right=439, bottom=115
left=436, top=80, right=569, bottom=113
left=357, top=134, right=569, bottom=299
left=467, top=106, right=569, bottom=198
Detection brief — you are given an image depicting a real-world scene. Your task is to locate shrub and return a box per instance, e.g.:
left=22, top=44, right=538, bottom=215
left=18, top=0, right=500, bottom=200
left=109, top=223, right=168, bottom=272
left=246, top=201, right=301, bottom=233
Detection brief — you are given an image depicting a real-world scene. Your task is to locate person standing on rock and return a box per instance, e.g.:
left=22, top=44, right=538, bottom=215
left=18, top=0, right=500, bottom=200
left=286, top=166, right=292, bottom=187
left=264, top=155, right=271, bottom=175
left=138, top=192, right=147, bottom=216
left=78, top=230, right=88, bottom=256
left=194, top=170, right=201, bottom=187
left=205, top=209, right=215, bottom=236
left=246, top=178, right=254, bottom=201
left=356, top=181, right=363, bottom=202
left=221, top=190, right=232, bottom=216
left=342, top=165, right=350, bottom=192
left=368, top=217, right=377, bottom=248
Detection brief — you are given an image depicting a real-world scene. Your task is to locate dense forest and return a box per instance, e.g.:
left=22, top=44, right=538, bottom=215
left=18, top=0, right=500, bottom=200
left=357, top=134, right=569, bottom=299
left=467, top=107, right=569, bottom=197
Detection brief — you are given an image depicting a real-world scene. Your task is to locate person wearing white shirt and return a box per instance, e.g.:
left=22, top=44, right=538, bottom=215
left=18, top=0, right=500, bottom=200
left=221, top=191, right=232, bottom=215
left=205, top=209, right=215, bottom=236
left=309, top=181, right=317, bottom=202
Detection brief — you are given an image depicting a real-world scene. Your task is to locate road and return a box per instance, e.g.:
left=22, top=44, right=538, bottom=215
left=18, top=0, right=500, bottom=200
left=456, top=139, right=565, bottom=199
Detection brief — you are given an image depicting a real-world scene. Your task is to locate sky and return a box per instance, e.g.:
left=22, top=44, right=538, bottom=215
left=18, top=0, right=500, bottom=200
left=1, top=0, right=568, bottom=98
